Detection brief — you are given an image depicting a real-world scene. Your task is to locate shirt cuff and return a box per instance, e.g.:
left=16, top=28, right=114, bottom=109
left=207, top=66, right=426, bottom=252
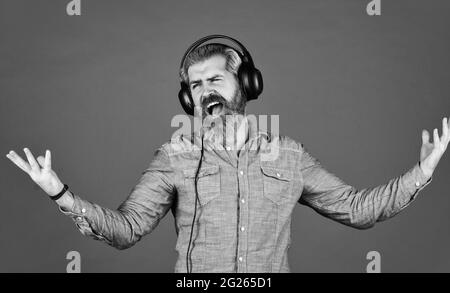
left=58, top=191, right=88, bottom=217
left=58, top=192, right=106, bottom=241
left=402, top=161, right=433, bottom=201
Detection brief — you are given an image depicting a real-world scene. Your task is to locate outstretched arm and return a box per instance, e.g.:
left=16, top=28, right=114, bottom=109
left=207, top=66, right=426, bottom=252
left=6, top=146, right=176, bottom=249
left=299, top=117, right=449, bottom=229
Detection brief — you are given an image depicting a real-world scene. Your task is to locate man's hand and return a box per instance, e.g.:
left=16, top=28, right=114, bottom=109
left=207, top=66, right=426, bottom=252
left=420, top=117, right=450, bottom=179
left=6, top=148, right=64, bottom=197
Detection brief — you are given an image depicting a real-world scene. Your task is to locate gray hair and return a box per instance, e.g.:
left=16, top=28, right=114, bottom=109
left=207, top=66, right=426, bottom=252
left=179, top=44, right=242, bottom=85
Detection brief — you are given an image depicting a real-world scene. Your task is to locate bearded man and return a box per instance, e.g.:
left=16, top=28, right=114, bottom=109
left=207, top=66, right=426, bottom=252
left=6, top=35, right=449, bottom=273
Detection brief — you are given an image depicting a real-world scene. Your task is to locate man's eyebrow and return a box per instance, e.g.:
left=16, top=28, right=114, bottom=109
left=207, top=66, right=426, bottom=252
left=189, top=79, right=201, bottom=86
left=207, top=74, right=223, bottom=80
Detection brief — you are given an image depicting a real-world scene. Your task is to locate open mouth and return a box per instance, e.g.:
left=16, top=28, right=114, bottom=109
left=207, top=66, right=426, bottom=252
left=206, top=101, right=224, bottom=116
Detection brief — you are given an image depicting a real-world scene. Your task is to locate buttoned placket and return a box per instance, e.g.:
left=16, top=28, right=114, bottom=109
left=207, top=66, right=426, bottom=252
left=236, top=147, right=250, bottom=273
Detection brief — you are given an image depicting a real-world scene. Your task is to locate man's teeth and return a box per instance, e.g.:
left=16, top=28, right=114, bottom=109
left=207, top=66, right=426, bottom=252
left=207, top=101, right=220, bottom=108
left=207, top=101, right=221, bottom=114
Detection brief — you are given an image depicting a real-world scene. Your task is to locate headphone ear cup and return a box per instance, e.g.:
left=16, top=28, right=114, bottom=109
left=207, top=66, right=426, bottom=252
left=239, top=64, right=263, bottom=101
left=178, top=83, right=195, bottom=115
left=238, top=64, right=252, bottom=100
left=251, top=68, right=263, bottom=98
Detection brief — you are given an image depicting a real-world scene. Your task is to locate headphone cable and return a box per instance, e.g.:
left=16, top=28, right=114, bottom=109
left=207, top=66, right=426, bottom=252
left=186, top=132, right=205, bottom=273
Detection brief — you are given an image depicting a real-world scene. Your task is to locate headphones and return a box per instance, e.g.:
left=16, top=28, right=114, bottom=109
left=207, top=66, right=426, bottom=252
left=178, top=34, right=263, bottom=115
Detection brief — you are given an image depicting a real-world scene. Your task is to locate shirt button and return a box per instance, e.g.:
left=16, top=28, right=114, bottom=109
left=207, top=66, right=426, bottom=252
left=415, top=181, right=420, bottom=187
left=241, top=226, right=245, bottom=232
left=226, top=146, right=231, bottom=151
left=238, top=257, right=243, bottom=262
left=241, top=199, right=245, bottom=204
left=239, top=171, right=244, bottom=176
left=76, top=216, right=83, bottom=222
left=81, top=208, right=86, bottom=214
left=276, top=172, right=281, bottom=177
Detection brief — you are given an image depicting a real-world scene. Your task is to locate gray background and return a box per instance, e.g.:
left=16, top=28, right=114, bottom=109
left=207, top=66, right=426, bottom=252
left=1, top=0, right=449, bottom=272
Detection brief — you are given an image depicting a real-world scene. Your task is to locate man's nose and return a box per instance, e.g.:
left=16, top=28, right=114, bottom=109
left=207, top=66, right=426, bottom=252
left=202, top=84, right=215, bottom=96
left=200, top=87, right=215, bottom=102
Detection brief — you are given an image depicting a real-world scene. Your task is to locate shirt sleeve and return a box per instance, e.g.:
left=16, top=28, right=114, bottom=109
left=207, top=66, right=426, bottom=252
left=58, top=146, right=176, bottom=249
left=298, top=144, right=432, bottom=229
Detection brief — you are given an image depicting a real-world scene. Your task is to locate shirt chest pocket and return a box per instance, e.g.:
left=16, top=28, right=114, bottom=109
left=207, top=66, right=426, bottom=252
left=183, top=165, right=221, bottom=206
left=260, top=165, right=293, bottom=205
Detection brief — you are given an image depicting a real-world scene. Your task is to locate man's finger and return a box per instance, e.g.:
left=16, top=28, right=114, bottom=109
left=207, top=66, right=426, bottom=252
left=445, top=117, right=450, bottom=144
left=6, top=150, right=31, bottom=173
left=37, top=156, right=45, bottom=168
left=422, top=129, right=430, bottom=145
left=44, top=150, right=51, bottom=170
left=442, top=117, right=448, bottom=141
left=433, top=128, right=440, bottom=148
left=444, top=117, right=450, bottom=147
left=23, top=148, right=40, bottom=171
left=447, top=117, right=450, bottom=143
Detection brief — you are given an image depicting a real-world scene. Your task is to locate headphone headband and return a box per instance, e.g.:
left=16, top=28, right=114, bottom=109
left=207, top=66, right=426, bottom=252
left=179, top=34, right=255, bottom=71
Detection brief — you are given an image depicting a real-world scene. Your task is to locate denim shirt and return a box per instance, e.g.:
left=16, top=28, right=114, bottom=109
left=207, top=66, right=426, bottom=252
left=59, top=121, right=432, bottom=273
